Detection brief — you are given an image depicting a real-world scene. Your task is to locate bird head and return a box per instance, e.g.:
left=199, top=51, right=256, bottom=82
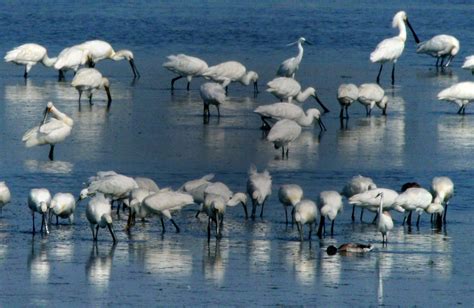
left=78, top=188, right=90, bottom=201
left=375, top=192, right=384, bottom=198
left=40, top=102, right=54, bottom=126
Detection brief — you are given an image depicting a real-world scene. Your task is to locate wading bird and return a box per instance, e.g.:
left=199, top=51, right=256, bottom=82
left=337, top=83, right=359, bottom=119
left=358, top=83, right=389, bottom=116
left=86, top=193, right=117, bottom=243
left=71, top=68, right=112, bottom=107
left=267, top=119, right=302, bottom=158
left=278, top=184, right=303, bottom=225
left=54, top=46, right=91, bottom=80
left=431, top=176, right=454, bottom=222
left=393, top=187, right=432, bottom=227
left=247, top=165, right=272, bottom=219
left=437, top=82, right=474, bottom=114
left=163, top=54, right=208, bottom=91
left=416, top=34, right=459, bottom=67
left=341, top=175, right=377, bottom=221
left=277, top=37, right=311, bottom=78
left=49, top=193, right=76, bottom=225
left=200, top=82, right=226, bottom=117
left=28, top=188, right=52, bottom=235
left=376, top=192, right=393, bottom=245
left=0, top=182, right=11, bottom=214
left=294, top=199, right=318, bottom=242
left=202, top=61, right=258, bottom=95
left=316, top=191, right=343, bottom=238
left=4, top=43, right=57, bottom=78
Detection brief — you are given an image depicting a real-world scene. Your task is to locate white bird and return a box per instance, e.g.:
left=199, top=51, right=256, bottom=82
left=126, top=188, right=155, bottom=230
left=437, top=82, right=474, bottom=114
left=294, top=199, right=318, bottom=242
left=4, top=43, right=57, bottom=78
left=142, top=190, right=194, bottom=233
left=416, top=34, right=460, bottom=67
left=200, top=82, right=226, bottom=117
left=337, top=83, right=359, bottom=119
left=163, top=54, right=208, bottom=91
left=393, top=187, right=433, bottom=227
left=28, top=188, right=52, bottom=234
left=277, top=37, right=311, bottom=78
left=202, top=61, right=258, bottom=94
left=179, top=173, right=215, bottom=207
left=134, top=177, right=160, bottom=192
left=266, top=77, right=330, bottom=112
left=341, top=175, right=377, bottom=221
left=462, top=56, right=474, bottom=73
left=376, top=192, right=393, bottom=245
left=267, top=119, right=302, bottom=158
left=316, top=191, right=343, bottom=238
left=358, top=83, right=389, bottom=116
left=22, top=102, right=73, bottom=161
left=349, top=188, right=404, bottom=223
left=247, top=165, right=272, bottom=219
left=71, top=68, right=112, bottom=107
left=75, top=40, right=140, bottom=78
left=254, top=103, right=326, bottom=131
left=54, top=46, right=92, bottom=79
left=49, top=193, right=76, bottom=225
left=431, top=176, right=454, bottom=222
left=278, top=184, right=303, bottom=225
left=370, top=11, right=420, bottom=85
left=203, top=182, right=248, bottom=219
left=0, top=182, right=11, bottom=214
left=86, top=193, right=116, bottom=243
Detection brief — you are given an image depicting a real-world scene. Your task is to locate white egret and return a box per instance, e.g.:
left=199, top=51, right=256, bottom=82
left=370, top=11, right=420, bottom=85
left=341, top=175, right=377, bottom=221
left=416, top=34, right=459, bottom=67
left=0, top=182, right=11, bottom=214
left=71, top=68, right=112, bottom=107
left=294, top=199, right=318, bottom=242
left=22, top=102, right=73, bottom=161
left=4, top=43, right=57, bottom=78
left=393, top=187, right=433, bottom=227
left=267, top=119, right=302, bottom=158
left=54, top=46, right=92, bottom=79
left=437, top=82, right=474, bottom=114
left=163, top=54, right=208, bottom=91
left=202, top=61, right=258, bottom=94
left=358, top=83, right=389, bottom=116
left=49, top=193, right=76, bottom=225
left=266, top=77, right=330, bottom=112
left=376, top=192, right=393, bottom=245
left=277, top=37, right=311, bottom=78
left=86, top=193, right=116, bottom=243
left=431, top=176, right=454, bottom=222
left=247, top=165, right=272, bottom=219
left=316, top=191, right=343, bottom=238
left=254, top=102, right=326, bottom=131
left=200, top=82, right=226, bottom=117
left=337, top=83, right=359, bottom=119
left=278, top=184, right=303, bottom=225
left=28, top=188, right=52, bottom=234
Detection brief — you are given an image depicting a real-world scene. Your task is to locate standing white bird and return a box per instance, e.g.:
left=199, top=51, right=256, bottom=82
left=254, top=103, right=326, bottom=131
left=28, top=188, right=52, bottom=235
left=126, top=188, right=155, bottom=230
left=416, top=34, right=460, bottom=67
left=54, top=46, right=92, bottom=80
left=376, top=192, right=393, bottom=245
left=358, top=83, right=389, bottom=116
left=134, top=177, right=160, bottom=192
left=278, top=184, right=303, bottom=225
left=203, top=182, right=248, bottom=219
left=22, top=102, right=73, bottom=161
left=316, top=191, right=343, bottom=238
left=200, top=82, right=226, bottom=117
left=337, top=83, right=359, bottom=119
left=393, top=187, right=433, bottom=227
left=267, top=119, right=302, bottom=158
left=342, top=175, right=377, bottom=221
left=437, top=82, right=474, bottom=114
left=266, top=77, right=330, bottom=112
left=163, top=54, right=208, bottom=91
left=179, top=173, right=215, bottom=210
left=142, top=190, right=194, bottom=233
left=294, top=199, right=318, bottom=242
left=202, top=61, right=258, bottom=94
left=75, top=40, right=140, bottom=78
left=0, top=182, right=11, bottom=214
left=462, top=56, right=474, bottom=73
left=370, top=11, right=420, bottom=85
left=4, top=43, right=57, bottom=78
left=277, top=37, right=311, bottom=78
left=71, top=68, right=112, bottom=107
left=49, top=193, right=76, bottom=225
left=348, top=188, right=403, bottom=223
left=431, top=176, right=454, bottom=223
left=86, top=194, right=116, bottom=243
left=247, top=165, right=272, bottom=219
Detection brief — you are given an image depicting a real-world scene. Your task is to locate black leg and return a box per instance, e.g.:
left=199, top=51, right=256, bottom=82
left=351, top=205, right=355, bottom=221
left=376, top=64, right=383, bottom=84
left=160, top=216, right=166, bottom=233
left=443, top=203, right=448, bottom=223
left=331, top=219, right=335, bottom=235
left=171, top=76, right=182, bottom=91
left=32, top=212, right=35, bottom=234
left=170, top=218, right=180, bottom=233
left=48, top=145, right=55, bottom=161
left=186, top=81, right=190, bottom=91
left=391, top=63, right=396, bottom=85
left=260, top=199, right=265, bottom=218
left=207, top=216, right=211, bottom=242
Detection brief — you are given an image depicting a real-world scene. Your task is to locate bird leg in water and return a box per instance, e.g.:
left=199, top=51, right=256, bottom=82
left=58, top=70, right=65, bottom=81
left=331, top=219, right=335, bottom=235
left=24, top=67, right=28, bottom=79
left=317, top=215, right=325, bottom=238
left=260, top=117, right=272, bottom=130
left=391, top=63, right=396, bottom=85
left=251, top=199, right=257, bottom=219
left=260, top=199, right=266, bottom=218
left=108, top=224, right=117, bottom=243
left=186, top=81, right=190, bottom=91
left=48, top=145, right=55, bottom=161
left=160, top=216, right=166, bottom=233
left=351, top=205, right=356, bottom=221
left=171, top=76, right=182, bottom=91
left=443, top=202, right=449, bottom=223
left=88, top=94, right=93, bottom=105
left=309, top=223, right=313, bottom=241
left=254, top=81, right=259, bottom=94
left=207, top=216, right=211, bottom=242
left=284, top=206, right=289, bottom=225
left=360, top=208, right=364, bottom=222
left=376, top=64, right=383, bottom=84
left=32, top=212, right=36, bottom=234
left=298, top=222, right=304, bottom=242
left=170, top=218, right=180, bottom=233
left=216, top=105, right=221, bottom=117
left=95, top=225, right=100, bottom=241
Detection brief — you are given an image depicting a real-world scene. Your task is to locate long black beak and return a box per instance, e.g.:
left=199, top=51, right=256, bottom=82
left=305, top=40, right=313, bottom=45
left=318, top=117, right=327, bottom=131
left=406, top=19, right=420, bottom=44
left=129, top=59, right=140, bottom=78
left=40, top=107, right=49, bottom=126
left=314, top=94, right=330, bottom=113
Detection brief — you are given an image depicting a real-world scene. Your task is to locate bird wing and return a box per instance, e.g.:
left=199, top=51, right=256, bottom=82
left=276, top=57, right=298, bottom=77
left=337, top=84, right=359, bottom=102
left=71, top=68, right=103, bottom=88
left=370, top=37, right=404, bottom=63
left=254, top=103, right=303, bottom=120
left=204, top=182, right=232, bottom=200
left=22, top=119, right=71, bottom=147
left=200, top=83, right=226, bottom=104
left=163, top=54, right=208, bottom=76
left=203, top=61, right=245, bottom=80
left=4, top=44, right=45, bottom=62
left=438, top=82, right=474, bottom=101
left=267, top=119, right=302, bottom=142
left=266, top=77, right=301, bottom=97
left=54, top=47, right=89, bottom=70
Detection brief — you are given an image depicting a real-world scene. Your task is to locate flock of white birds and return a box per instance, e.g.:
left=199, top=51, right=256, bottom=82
left=1, top=10, right=463, bottom=247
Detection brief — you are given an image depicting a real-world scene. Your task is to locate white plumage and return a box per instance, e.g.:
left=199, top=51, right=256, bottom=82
left=416, top=34, right=459, bottom=67
left=200, top=82, right=226, bottom=117
left=179, top=173, right=215, bottom=205
left=316, top=191, right=343, bottom=238
left=437, top=82, right=474, bottom=114
left=80, top=173, right=138, bottom=205
left=294, top=199, right=318, bottom=242
left=376, top=192, right=394, bottom=245
left=134, top=177, right=160, bottom=192
left=358, top=83, right=389, bottom=116
left=254, top=103, right=326, bottom=131
left=71, top=68, right=112, bottom=107
left=462, top=55, right=474, bottom=72
left=163, top=54, right=208, bottom=91
left=0, top=182, right=11, bottom=213
left=247, top=165, right=272, bottom=219
left=202, top=61, right=258, bottom=94
left=86, top=194, right=116, bottom=243
left=276, top=37, right=309, bottom=78
left=393, top=187, right=433, bottom=227
left=341, top=175, right=377, bottom=221
left=4, top=43, right=56, bottom=78
left=54, top=46, right=91, bottom=79
left=337, top=83, right=359, bottom=119
left=267, top=119, right=302, bottom=158
left=50, top=193, right=76, bottom=224
left=431, top=176, right=454, bottom=222
left=349, top=188, right=404, bottom=216
left=278, top=184, right=303, bottom=225
left=28, top=188, right=52, bottom=234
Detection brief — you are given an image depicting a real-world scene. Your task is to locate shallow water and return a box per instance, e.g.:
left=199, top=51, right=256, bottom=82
left=0, top=1, right=473, bottom=306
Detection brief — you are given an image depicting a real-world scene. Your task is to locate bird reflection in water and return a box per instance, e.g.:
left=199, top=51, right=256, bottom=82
left=86, top=243, right=116, bottom=291
left=28, top=238, right=50, bottom=284
left=283, top=241, right=316, bottom=286
left=24, top=160, right=73, bottom=174
left=203, top=239, right=228, bottom=286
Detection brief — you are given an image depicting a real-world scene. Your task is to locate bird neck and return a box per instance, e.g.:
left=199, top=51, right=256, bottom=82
left=378, top=196, right=384, bottom=215
left=240, top=72, right=254, bottom=86
left=296, top=42, right=304, bottom=63
left=298, top=111, right=315, bottom=126
left=42, top=55, right=57, bottom=67
left=51, top=107, right=74, bottom=126
left=296, top=88, right=313, bottom=102
left=397, top=20, right=407, bottom=42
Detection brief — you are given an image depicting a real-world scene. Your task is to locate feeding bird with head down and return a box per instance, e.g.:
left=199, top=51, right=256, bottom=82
left=28, top=188, right=52, bottom=235
left=202, top=61, right=258, bottom=95
left=357, top=83, right=389, bottom=116
left=247, top=165, right=272, bottom=219
left=416, top=34, right=459, bottom=67
left=71, top=68, right=112, bottom=108
left=267, top=119, right=302, bottom=159
left=278, top=184, right=303, bottom=225
left=437, top=82, right=474, bottom=115
left=163, top=54, right=208, bottom=91
left=337, top=83, right=359, bottom=119
left=85, top=193, right=117, bottom=243
left=200, top=82, right=226, bottom=118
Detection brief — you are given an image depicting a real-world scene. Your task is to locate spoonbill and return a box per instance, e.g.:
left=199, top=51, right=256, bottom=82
left=358, top=83, right=389, bottom=116
left=54, top=46, right=92, bottom=80
left=200, top=82, right=226, bottom=117
left=349, top=188, right=403, bottom=223
left=71, top=68, right=112, bottom=107
left=462, top=56, right=474, bottom=73
left=341, top=175, right=377, bottom=221
left=294, top=199, right=318, bottom=242
left=431, top=176, right=454, bottom=222
left=276, top=37, right=311, bottom=78
left=22, top=102, right=73, bottom=161
left=370, top=11, right=420, bottom=85
left=203, top=182, right=248, bottom=219
left=278, top=184, right=303, bottom=225
left=76, top=40, right=140, bottom=78
left=179, top=173, right=214, bottom=215
left=337, top=83, right=359, bottom=119
left=416, top=34, right=460, bottom=67
left=0, top=182, right=11, bottom=214
left=142, top=189, right=194, bottom=233
left=28, top=188, right=52, bottom=235
left=266, top=77, right=330, bottom=113
left=267, top=119, right=302, bottom=158
left=247, top=165, right=272, bottom=219
left=376, top=192, right=393, bottom=245
left=316, top=191, right=343, bottom=238
left=202, top=61, right=258, bottom=94
left=163, top=54, right=208, bottom=91
left=4, top=43, right=57, bottom=78
left=437, top=82, right=474, bottom=114
left=49, top=193, right=76, bottom=225
left=126, top=188, right=155, bottom=229
left=254, top=103, right=326, bottom=131
left=393, top=187, right=433, bottom=227
left=86, top=193, right=116, bottom=243
left=134, top=177, right=160, bottom=192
